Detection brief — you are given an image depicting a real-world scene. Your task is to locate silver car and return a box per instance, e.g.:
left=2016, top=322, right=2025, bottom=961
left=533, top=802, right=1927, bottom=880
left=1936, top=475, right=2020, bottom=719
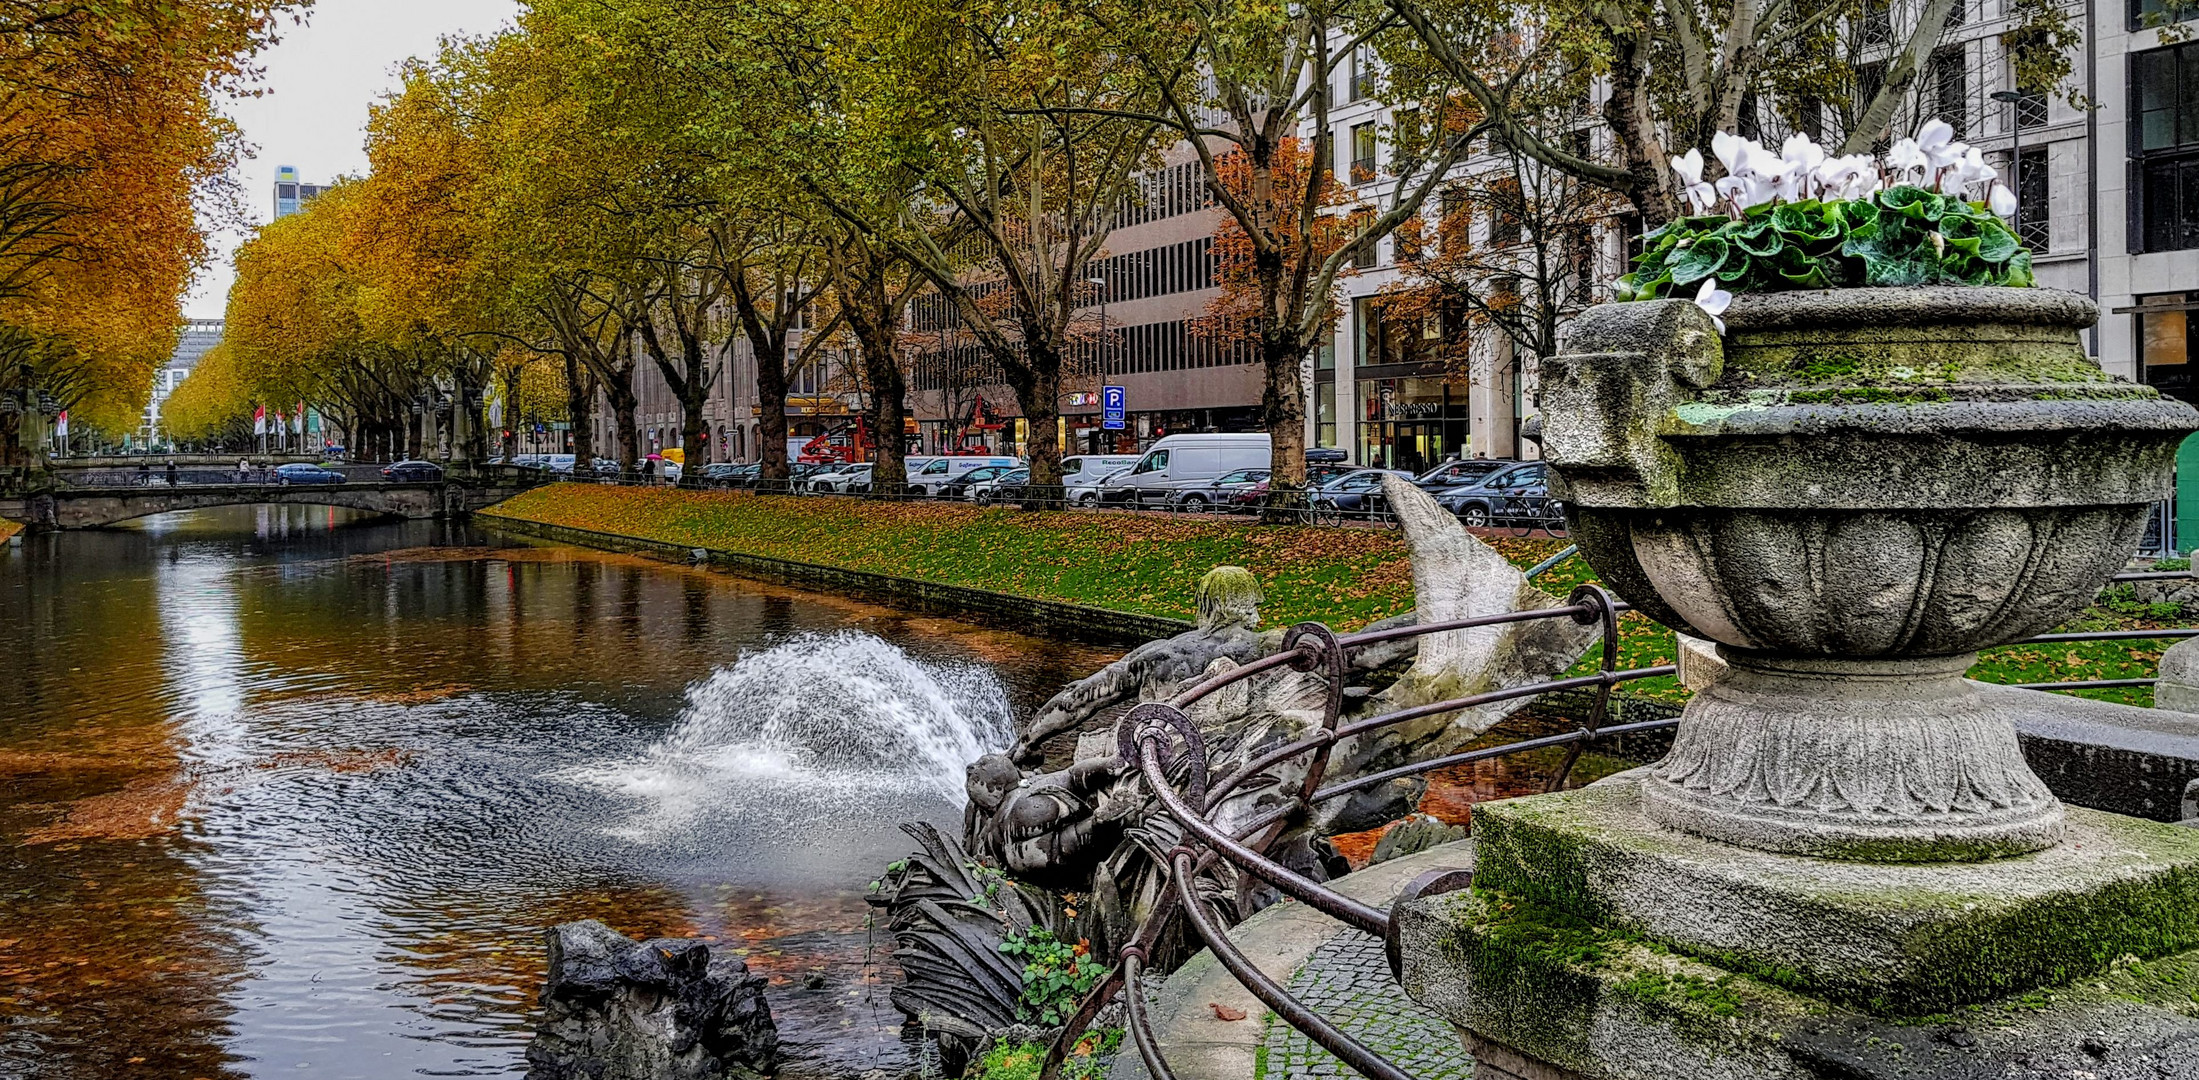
left=1069, top=467, right=1131, bottom=507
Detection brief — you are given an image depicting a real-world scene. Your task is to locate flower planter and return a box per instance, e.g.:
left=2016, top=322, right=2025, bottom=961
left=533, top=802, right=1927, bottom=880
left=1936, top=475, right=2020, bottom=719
left=1539, top=287, right=2199, bottom=860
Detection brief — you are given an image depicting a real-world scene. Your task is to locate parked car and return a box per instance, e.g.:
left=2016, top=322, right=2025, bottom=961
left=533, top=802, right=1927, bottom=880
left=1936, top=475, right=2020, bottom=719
left=1116, top=433, right=1272, bottom=507
left=1306, top=447, right=1348, bottom=464
left=1166, top=468, right=1270, bottom=512
left=908, top=455, right=1020, bottom=497
left=1070, top=467, right=1133, bottom=507
left=701, top=462, right=759, bottom=488
left=970, top=467, right=1030, bottom=504
left=273, top=463, right=345, bottom=486
left=1416, top=458, right=1517, bottom=491
left=1060, top=454, right=1142, bottom=489
left=808, top=463, right=874, bottom=494
left=1434, top=462, right=1552, bottom=527
left=1306, top=462, right=1357, bottom=487
left=381, top=460, right=444, bottom=482
left=1311, top=468, right=1416, bottom=518
left=939, top=464, right=1013, bottom=500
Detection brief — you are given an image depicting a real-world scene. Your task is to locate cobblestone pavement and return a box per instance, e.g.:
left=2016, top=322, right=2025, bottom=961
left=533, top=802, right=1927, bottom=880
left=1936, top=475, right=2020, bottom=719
left=1259, top=932, right=1473, bottom=1079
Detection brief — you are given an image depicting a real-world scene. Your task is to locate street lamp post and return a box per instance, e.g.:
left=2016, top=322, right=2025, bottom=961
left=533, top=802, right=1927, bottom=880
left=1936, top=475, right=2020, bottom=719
left=1991, top=89, right=2025, bottom=244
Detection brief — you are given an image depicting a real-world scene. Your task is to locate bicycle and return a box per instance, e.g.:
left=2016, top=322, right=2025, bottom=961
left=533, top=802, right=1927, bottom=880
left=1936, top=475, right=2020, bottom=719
left=1495, top=493, right=1568, bottom=537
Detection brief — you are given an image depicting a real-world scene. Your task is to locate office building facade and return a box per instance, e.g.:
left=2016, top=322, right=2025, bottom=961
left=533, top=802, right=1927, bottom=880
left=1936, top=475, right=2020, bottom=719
left=273, top=166, right=326, bottom=220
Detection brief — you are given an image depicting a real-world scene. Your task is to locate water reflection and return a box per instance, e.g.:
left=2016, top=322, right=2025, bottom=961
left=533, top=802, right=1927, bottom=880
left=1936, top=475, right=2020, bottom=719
left=0, top=505, right=1114, bottom=1078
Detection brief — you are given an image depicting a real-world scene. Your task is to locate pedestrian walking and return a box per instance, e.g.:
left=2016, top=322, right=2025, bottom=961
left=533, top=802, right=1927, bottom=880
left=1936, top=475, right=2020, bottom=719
left=166, top=460, right=179, bottom=487
left=137, top=460, right=150, bottom=486
left=237, top=457, right=250, bottom=483
left=641, top=457, right=657, bottom=485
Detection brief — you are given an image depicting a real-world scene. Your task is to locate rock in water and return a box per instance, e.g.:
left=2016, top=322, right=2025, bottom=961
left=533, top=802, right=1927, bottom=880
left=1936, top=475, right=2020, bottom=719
left=526, top=920, right=777, bottom=1080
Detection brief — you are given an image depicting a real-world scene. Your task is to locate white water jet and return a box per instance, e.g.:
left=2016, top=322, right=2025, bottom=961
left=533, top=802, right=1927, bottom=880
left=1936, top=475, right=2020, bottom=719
left=570, top=631, right=1014, bottom=841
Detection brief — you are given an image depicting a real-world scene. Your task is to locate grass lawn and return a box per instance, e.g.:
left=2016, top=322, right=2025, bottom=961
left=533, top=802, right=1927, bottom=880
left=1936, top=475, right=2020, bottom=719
left=481, top=484, right=2184, bottom=707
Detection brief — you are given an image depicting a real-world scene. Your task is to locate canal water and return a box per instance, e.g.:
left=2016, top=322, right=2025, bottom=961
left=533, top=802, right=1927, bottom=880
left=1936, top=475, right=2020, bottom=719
left=0, top=506, right=1116, bottom=1079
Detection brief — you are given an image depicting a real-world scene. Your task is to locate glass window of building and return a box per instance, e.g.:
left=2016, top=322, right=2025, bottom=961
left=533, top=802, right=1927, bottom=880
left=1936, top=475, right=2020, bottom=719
left=1351, top=123, right=1377, bottom=184
left=2133, top=41, right=2199, bottom=252
left=2139, top=292, right=2199, bottom=405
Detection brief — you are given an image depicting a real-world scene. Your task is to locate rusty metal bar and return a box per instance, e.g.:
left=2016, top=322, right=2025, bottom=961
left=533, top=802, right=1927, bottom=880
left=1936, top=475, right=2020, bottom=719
left=2012, top=677, right=2159, bottom=690
left=1313, top=714, right=1682, bottom=806
left=1137, top=737, right=1390, bottom=935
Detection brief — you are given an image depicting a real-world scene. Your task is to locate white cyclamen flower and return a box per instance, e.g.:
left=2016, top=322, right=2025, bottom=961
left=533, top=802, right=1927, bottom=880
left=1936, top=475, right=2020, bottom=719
left=1952, top=147, right=1995, bottom=198
left=1814, top=155, right=1874, bottom=201
left=1695, top=277, right=1732, bottom=334
left=1885, top=138, right=1929, bottom=184
left=1781, top=133, right=1827, bottom=191
left=1671, top=148, right=1716, bottom=214
left=1915, top=118, right=1961, bottom=168
left=1711, top=131, right=1753, bottom=177
left=1988, top=180, right=2018, bottom=220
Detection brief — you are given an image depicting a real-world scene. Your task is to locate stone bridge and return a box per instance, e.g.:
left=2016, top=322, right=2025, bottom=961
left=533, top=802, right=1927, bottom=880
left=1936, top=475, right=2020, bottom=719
left=1, top=481, right=514, bottom=530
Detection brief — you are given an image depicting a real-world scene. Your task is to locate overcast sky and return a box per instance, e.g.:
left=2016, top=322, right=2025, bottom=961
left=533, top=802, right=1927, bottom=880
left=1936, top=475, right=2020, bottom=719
left=183, top=0, right=523, bottom=319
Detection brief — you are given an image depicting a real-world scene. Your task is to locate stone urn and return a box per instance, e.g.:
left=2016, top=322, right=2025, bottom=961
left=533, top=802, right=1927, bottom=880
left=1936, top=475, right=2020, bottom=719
left=1539, top=287, right=2199, bottom=861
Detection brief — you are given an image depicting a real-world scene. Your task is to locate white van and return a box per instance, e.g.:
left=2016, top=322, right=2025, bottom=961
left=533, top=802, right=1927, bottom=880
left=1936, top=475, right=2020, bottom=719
left=1119, top=434, right=1271, bottom=506
left=1060, top=454, right=1141, bottom=488
left=908, top=455, right=1019, bottom=497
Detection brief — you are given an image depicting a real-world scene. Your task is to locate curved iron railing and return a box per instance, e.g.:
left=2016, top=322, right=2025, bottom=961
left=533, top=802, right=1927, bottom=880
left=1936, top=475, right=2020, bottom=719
left=1052, top=563, right=2199, bottom=1080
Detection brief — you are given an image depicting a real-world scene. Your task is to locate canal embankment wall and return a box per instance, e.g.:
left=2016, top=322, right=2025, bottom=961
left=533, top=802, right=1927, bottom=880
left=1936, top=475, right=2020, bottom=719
left=473, top=482, right=1494, bottom=642
left=473, top=483, right=2169, bottom=704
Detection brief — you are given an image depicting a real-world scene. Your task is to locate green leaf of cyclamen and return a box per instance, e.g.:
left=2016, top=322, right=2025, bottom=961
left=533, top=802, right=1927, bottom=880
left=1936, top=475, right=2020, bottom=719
left=1734, top=220, right=1785, bottom=257
left=1667, top=235, right=1730, bottom=286
left=1974, top=220, right=2020, bottom=263
left=1773, top=202, right=1839, bottom=242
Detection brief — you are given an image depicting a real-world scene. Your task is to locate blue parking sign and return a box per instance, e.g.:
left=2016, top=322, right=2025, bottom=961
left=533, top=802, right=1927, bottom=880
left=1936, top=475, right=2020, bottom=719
left=1102, top=385, right=1126, bottom=430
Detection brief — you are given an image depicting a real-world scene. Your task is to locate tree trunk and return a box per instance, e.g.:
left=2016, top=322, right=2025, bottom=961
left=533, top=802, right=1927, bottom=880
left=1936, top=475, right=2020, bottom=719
left=564, top=355, right=597, bottom=475
left=611, top=387, right=641, bottom=478
left=756, top=344, right=790, bottom=490
left=852, top=320, right=907, bottom=495
left=1601, top=18, right=1679, bottom=229
left=1259, top=334, right=1311, bottom=524
left=1000, top=351, right=1063, bottom=509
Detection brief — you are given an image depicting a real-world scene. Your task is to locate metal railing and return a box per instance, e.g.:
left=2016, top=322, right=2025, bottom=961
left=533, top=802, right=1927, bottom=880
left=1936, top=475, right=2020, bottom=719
left=1048, top=564, right=2199, bottom=1080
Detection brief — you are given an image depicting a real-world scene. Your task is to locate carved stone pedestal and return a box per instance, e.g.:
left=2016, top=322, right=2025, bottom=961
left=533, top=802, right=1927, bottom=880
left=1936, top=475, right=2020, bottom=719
left=1643, top=649, right=2066, bottom=861
left=1398, top=779, right=2199, bottom=1080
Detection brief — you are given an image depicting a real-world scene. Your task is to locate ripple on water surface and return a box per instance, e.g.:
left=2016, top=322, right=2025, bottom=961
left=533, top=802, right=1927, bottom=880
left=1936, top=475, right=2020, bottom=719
left=0, top=506, right=1114, bottom=1079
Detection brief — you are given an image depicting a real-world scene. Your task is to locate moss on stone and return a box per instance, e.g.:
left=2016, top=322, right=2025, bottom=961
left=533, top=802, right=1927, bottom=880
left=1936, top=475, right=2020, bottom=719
left=1465, top=785, right=2199, bottom=1016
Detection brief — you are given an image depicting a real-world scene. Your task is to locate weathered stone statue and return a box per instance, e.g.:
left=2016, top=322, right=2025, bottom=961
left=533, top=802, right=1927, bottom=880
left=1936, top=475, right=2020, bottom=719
left=526, top=920, right=776, bottom=1080
left=876, top=481, right=1599, bottom=1054
left=1010, top=566, right=1270, bottom=763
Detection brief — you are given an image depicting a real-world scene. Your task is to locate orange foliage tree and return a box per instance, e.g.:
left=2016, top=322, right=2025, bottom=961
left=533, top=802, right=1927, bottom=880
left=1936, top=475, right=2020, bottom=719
left=0, top=0, right=307, bottom=464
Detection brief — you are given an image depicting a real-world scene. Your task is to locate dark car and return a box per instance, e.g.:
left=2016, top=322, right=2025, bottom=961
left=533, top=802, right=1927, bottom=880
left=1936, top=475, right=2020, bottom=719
left=1167, top=467, right=1269, bottom=512
left=381, top=460, right=444, bottom=482
left=702, top=462, right=760, bottom=488
left=972, top=467, right=1030, bottom=504
left=1416, top=458, right=1516, bottom=491
left=1435, top=462, right=1553, bottom=528
left=939, top=464, right=1011, bottom=500
left=273, top=463, right=345, bottom=486
left=1306, top=447, right=1348, bottom=464
left=1305, top=462, right=1357, bottom=488
left=1311, top=468, right=1416, bottom=518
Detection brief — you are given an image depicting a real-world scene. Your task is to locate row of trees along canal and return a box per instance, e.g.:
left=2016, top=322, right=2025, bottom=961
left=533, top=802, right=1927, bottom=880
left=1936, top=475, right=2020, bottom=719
left=160, top=0, right=2088, bottom=515
left=0, top=2, right=308, bottom=471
